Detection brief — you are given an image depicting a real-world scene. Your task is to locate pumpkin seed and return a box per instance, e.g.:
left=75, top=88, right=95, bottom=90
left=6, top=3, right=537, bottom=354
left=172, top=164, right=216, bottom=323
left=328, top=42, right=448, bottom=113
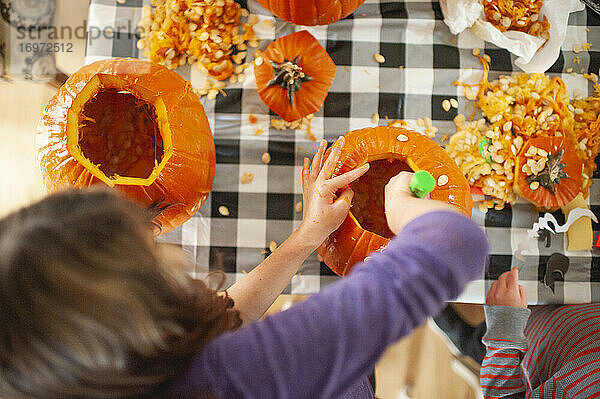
left=374, top=53, right=385, bottom=63
left=241, top=173, right=254, bottom=184
left=218, top=205, right=230, bottom=216
left=261, top=152, right=271, bottom=164
left=269, top=241, right=278, bottom=252
left=437, top=174, right=449, bottom=186
left=442, top=99, right=451, bottom=112
left=295, top=201, right=303, bottom=213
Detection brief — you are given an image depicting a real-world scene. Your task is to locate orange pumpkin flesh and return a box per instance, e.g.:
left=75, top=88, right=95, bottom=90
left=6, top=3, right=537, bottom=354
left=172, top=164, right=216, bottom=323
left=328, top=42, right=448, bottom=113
left=78, top=89, right=164, bottom=179
left=515, top=137, right=582, bottom=209
left=350, top=159, right=413, bottom=238
left=254, top=31, right=336, bottom=122
left=317, top=126, right=472, bottom=276
left=37, top=58, right=215, bottom=234
left=256, top=0, right=366, bottom=26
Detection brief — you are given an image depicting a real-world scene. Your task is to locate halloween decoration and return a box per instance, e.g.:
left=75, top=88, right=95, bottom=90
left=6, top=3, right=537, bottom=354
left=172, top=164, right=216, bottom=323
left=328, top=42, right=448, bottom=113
left=543, top=253, right=570, bottom=293
left=561, top=194, right=594, bottom=251
left=317, top=126, right=472, bottom=276
left=37, top=58, right=216, bottom=234
left=255, top=0, right=366, bottom=26
left=254, top=31, right=336, bottom=122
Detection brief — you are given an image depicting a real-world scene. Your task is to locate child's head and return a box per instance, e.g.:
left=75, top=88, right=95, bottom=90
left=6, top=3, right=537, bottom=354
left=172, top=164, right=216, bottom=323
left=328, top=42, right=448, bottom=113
left=0, top=188, right=241, bottom=398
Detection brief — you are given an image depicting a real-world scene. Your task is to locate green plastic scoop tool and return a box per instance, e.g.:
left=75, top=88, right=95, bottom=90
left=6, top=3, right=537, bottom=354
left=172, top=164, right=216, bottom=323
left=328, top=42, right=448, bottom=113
left=409, top=170, right=436, bottom=198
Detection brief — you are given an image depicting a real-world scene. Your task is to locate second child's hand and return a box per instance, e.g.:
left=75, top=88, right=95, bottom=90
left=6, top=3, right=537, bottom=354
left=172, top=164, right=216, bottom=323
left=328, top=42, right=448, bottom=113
left=486, top=268, right=528, bottom=308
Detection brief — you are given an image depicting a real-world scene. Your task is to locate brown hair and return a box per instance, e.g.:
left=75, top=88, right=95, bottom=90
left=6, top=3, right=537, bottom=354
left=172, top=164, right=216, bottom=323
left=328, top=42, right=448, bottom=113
left=0, top=188, right=241, bottom=398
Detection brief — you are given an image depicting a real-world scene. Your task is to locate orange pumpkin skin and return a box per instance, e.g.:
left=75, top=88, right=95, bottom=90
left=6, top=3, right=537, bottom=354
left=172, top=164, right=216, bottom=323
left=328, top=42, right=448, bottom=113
left=317, top=126, right=473, bottom=276
left=256, top=0, right=366, bottom=26
left=515, top=137, right=582, bottom=209
left=254, top=31, right=336, bottom=122
left=37, top=58, right=216, bottom=234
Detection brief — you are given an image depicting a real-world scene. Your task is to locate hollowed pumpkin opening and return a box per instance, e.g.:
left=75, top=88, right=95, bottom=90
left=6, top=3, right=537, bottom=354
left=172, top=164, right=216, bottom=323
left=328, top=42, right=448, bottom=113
left=349, top=157, right=413, bottom=238
left=78, top=89, right=163, bottom=179
left=66, top=74, right=174, bottom=187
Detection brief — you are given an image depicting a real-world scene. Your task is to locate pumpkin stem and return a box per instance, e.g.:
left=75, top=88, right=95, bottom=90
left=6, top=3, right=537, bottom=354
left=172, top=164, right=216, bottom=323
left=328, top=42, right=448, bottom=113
left=526, top=148, right=569, bottom=195
left=267, top=55, right=312, bottom=106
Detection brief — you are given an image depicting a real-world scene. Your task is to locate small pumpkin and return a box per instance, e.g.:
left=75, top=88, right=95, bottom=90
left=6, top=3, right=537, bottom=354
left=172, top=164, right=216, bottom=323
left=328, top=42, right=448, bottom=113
left=514, top=136, right=582, bottom=209
left=317, top=126, right=473, bottom=276
left=254, top=30, right=336, bottom=122
left=37, top=58, right=216, bottom=233
left=256, top=0, right=366, bottom=26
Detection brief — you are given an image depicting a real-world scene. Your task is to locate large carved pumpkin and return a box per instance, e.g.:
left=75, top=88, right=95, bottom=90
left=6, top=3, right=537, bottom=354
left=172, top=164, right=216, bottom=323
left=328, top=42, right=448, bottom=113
left=256, top=0, right=366, bottom=26
left=37, top=58, right=215, bottom=233
left=317, top=126, right=473, bottom=276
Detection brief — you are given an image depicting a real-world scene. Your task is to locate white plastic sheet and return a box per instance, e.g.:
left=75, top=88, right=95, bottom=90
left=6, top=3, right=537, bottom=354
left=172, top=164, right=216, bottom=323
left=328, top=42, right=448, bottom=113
left=440, top=0, right=585, bottom=73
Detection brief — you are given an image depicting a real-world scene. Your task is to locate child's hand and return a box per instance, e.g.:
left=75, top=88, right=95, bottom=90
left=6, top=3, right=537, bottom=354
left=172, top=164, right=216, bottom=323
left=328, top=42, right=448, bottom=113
left=486, top=268, right=528, bottom=308
left=300, top=138, right=369, bottom=247
left=385, top=171, right=456, bottom=235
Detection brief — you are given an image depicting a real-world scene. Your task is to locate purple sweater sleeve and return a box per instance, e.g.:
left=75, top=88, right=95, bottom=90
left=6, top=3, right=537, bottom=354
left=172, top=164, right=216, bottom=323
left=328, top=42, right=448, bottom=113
left=170, top=211, right=488, bottom=398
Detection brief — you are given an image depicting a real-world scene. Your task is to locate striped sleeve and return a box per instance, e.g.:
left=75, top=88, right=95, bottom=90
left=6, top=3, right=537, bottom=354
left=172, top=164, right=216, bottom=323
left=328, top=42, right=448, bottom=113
left=480, top=305, right=531, bottom=399
left=525, top=350, right=600, bottom=398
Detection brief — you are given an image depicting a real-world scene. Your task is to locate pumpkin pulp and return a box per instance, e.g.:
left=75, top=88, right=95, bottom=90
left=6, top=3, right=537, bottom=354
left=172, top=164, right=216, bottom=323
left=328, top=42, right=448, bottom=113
left=349, top=158, right=413, bottom=238
left=78, top=89, right=163, bottom=179
left=66, top=74, right=173, bottom=187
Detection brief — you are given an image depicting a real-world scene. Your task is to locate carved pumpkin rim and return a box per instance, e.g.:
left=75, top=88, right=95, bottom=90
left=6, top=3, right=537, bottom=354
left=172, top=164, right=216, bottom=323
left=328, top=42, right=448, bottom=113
left=66, top=73, right=174, bottom=188
left=341, top=150, right=417, bottom=239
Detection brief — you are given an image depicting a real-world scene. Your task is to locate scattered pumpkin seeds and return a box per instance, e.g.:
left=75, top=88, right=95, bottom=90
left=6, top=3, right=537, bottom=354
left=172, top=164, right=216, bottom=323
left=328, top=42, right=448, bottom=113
left=450, top=98, right=459, bottom=108
left=442, top=99, right=451, bottom=112
left=269, top=241, right=278, bottom=252
left=218, top=205, right=230, bottom=216
left=529, top=181, right=540, bottom=190
left=374, top=53, right=385, bottom=63
left=396, top=134, right=409, bottom=142
left=241, top=172, right=254, bottom=184
left=295, top=201, right=303, bottom=213
left=261, top=152, right=271, bottom=164
left=437, top=174, right=449, bottom=186
left=371, top=113, right=380, bottom=124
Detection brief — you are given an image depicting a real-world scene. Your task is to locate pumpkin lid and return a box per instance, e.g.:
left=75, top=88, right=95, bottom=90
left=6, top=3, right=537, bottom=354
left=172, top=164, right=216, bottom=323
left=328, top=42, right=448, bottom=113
left=515, top=136, right=582, bottom=208
left=254, top=31, right=336, bottom=122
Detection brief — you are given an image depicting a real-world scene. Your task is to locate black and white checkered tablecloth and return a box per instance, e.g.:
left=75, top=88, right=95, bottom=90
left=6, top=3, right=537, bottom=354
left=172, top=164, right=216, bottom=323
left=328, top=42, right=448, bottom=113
left=86, top=0, right=600, bottom=304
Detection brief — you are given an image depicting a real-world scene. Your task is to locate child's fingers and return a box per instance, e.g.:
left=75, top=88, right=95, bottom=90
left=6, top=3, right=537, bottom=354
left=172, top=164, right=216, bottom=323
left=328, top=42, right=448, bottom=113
left=519, top=285, right=527, bottom=307
left=302, top=157, right=310, bottom=188
left=504, top=268, right=520, bottom=289
left=328, top=164, right=369, bottom=191
left=332, top=187, right=354, bottom=213
left=486, top=281, right=498, bottom=304
left=310, top=140, right=327, bottom=180
left=319, top=137, right=345, bottom=181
